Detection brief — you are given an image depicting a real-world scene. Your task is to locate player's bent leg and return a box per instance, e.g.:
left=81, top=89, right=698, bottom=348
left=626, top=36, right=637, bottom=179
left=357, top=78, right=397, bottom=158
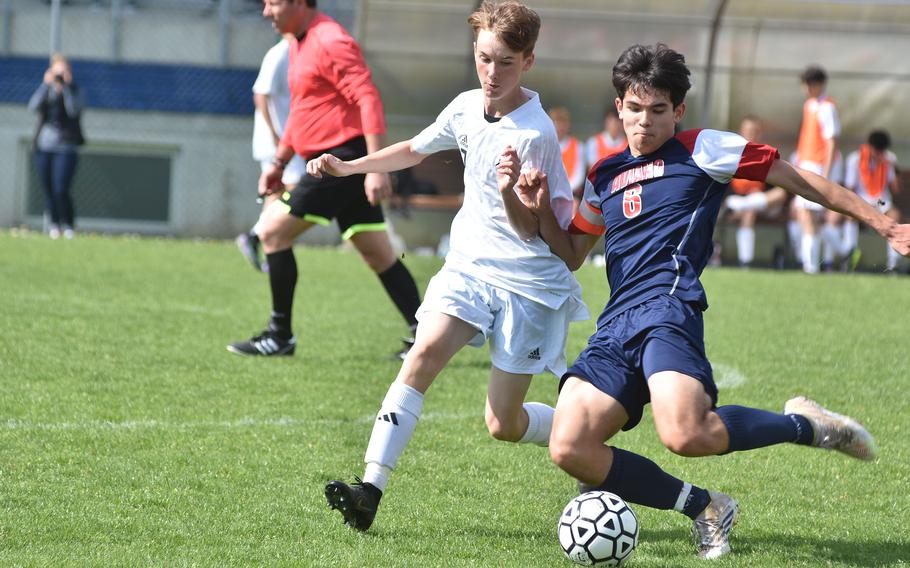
left=485, top=367, right=534, bottom=443
left=648, top=371, right=729, bottom=456
left=784, top=396, right=876, bottom=460
left=258, top=200, right=313, bottom=253
left=396, top=313, right=479, bottom=393
left=549, top=376, right=629, bottom=485
left=326, top=313, right=479, bottom=531
left=554, top=378, right=733, bottom=557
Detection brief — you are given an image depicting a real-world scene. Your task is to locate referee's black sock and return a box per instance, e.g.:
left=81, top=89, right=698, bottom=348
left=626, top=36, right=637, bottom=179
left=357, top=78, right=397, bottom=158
left=266, top=248, right=297, bottom=338
left=377, top=259, right=421, bottom=328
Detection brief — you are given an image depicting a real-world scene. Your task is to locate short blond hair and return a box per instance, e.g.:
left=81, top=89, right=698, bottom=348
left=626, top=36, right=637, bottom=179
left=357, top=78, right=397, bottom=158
left=468, top=1, right=540, bottom=56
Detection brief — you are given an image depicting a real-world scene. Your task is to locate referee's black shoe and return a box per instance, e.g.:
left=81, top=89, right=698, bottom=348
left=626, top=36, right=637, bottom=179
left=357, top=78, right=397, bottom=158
left=227, top=329, right=296, bottom=356
left=325, top=478, right=381, bottom=532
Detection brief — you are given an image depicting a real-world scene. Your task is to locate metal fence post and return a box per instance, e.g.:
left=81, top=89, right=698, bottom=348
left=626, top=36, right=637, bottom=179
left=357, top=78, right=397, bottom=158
left=49, top=0, right=62, bottom=55
left=219, top=0, right=233, bottom=67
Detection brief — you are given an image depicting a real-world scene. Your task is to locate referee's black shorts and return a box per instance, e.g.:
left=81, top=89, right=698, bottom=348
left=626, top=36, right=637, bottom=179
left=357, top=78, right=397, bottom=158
left=278, top=136, right=386, bottom=239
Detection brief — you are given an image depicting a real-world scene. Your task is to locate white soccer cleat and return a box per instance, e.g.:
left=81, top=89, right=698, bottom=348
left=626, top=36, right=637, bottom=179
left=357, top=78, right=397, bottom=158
left=784, top=396, right=877, bottom=461
left=691, top=491, right=738, bottom=560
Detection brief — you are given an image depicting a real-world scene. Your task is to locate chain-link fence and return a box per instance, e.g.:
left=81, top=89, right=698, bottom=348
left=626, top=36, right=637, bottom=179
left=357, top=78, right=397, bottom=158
left=0, top=0, right=361, bottom=238
left=1, top=0, right=908, bottom=241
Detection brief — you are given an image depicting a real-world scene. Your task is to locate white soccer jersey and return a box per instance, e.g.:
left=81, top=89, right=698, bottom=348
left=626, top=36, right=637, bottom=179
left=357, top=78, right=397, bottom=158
left=411, top=88, right=584, bottom=311
left=252, top=40, right=292, bottom=162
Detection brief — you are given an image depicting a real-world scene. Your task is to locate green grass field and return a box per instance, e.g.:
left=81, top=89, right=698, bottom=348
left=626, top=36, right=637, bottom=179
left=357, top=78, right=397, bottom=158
left=1, top=230, right=908, bottom=567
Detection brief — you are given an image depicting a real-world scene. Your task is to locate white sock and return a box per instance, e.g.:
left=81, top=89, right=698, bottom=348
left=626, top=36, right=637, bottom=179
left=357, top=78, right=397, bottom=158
left=821, top=224, right=840, bottom=265
left=802, top=234, right=820, bottom=273
left=518, top=402, right=554, bottom=446
left=363, top=383, right=424, bottom=493
left=842, top=221, right=859, bottom=256
left=887, top=245, right=900, bottom=271
left=727, top=192, right=767, bottom=213
left=735, top=227, right=755, bottom=265
left=788, top=220, right=802, bottom=262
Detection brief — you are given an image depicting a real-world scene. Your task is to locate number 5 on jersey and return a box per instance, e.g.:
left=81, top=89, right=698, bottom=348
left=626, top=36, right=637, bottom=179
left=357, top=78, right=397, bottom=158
left=623, top=183, right=643, bottom=219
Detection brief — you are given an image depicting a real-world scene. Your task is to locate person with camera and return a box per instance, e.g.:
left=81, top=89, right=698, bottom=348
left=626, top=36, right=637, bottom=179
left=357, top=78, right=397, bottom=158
left=28, top=53, right=85, bottom=240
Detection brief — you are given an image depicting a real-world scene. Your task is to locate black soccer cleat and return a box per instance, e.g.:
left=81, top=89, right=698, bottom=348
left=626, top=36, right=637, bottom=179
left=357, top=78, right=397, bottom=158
left=325, top=478, right=382, bottom=532
left=227, top=329, right=296, bottom=356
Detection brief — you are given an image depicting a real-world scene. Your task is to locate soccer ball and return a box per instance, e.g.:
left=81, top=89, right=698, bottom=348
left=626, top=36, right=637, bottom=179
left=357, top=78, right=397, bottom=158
left=558, top=491, right=639, bottom=566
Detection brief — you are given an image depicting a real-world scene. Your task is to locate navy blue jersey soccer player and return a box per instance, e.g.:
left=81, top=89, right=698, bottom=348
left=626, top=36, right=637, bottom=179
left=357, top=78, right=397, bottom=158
left=514, top=44, right=910, bottom=560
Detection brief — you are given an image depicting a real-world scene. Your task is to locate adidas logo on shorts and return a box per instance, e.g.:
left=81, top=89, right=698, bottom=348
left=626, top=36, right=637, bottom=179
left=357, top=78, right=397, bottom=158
left=527, top=347, right=541, bottom=361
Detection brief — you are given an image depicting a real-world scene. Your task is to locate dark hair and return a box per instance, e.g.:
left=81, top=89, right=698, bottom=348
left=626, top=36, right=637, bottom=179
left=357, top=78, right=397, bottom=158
left=612, top=43, right=691, bottom=107
left=306, top=0, right=316, bottom=7
left=468, top=0, right=541, bottom=56
left=868, top=130, right=891, bottom=151
left=800, top=65, right=827, bottom=85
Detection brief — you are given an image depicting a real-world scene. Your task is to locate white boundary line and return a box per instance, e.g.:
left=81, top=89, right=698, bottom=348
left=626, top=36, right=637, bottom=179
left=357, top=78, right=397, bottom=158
left=2, top=411, right=479, bottom=432
left=711, top=362, right=748, bottom=389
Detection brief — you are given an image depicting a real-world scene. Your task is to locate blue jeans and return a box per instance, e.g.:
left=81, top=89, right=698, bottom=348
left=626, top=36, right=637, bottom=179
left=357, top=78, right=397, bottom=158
left=34, top=149, right=79, bottom=228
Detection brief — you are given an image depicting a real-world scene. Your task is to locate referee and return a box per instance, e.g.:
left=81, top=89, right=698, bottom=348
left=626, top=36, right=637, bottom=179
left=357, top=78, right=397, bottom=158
left=228, top=0, right=421, bottom=357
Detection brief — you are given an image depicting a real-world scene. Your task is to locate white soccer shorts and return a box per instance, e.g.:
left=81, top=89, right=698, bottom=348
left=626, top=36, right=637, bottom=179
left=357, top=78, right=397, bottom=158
left=417, top=267, right=575, bottom=376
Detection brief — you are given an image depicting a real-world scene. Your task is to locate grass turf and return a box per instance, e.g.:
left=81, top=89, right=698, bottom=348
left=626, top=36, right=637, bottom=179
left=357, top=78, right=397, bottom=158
left=1, top=230, right=907, bottom=567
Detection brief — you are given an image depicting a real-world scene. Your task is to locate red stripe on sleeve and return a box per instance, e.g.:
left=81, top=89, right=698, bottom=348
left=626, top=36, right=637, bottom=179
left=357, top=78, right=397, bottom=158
left=674, top=129, right=703, bottom=153
left=735, top=143, right=780, bottom=182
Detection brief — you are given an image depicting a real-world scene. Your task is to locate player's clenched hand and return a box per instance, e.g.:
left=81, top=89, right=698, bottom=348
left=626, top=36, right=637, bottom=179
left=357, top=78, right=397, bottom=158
left=886, top=222, right=910, bottom=257
left=514, top=168, right=551, bottom=213
left=364, top=172, right=392, bottom=206
left=306, top=153, right=348, bottom=179
left=258, top=165, right=284, bottom=197
left=496, top=145, right=521, bottom=195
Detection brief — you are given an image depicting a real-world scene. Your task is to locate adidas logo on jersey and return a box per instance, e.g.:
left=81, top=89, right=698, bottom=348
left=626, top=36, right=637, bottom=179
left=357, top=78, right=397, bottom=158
left=378, top=412, right=399, bottom=425
left=527, top=347, right=541, bottom=361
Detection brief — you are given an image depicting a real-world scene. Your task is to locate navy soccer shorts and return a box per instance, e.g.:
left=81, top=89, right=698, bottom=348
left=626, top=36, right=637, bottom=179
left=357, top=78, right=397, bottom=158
left=562, top=294, right=718, bottom=430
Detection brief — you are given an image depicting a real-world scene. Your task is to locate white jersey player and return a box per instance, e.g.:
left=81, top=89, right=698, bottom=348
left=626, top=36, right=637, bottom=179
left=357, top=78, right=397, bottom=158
left=237, top=36, right=307, bottom=272
left=307, top=0, right=589, bottom=532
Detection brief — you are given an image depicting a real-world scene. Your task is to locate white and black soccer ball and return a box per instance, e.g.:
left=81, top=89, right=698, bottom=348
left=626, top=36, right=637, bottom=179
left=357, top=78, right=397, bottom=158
left=558, top=491, right=639, bottom=566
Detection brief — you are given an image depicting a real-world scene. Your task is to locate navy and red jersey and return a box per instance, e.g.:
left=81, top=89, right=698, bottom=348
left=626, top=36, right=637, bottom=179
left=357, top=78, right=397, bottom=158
left=571, top=128, right=779, bottom=326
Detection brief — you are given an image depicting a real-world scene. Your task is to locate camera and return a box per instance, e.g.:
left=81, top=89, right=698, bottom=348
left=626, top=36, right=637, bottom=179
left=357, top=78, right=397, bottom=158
left=54, top=74, right=64, bottom=83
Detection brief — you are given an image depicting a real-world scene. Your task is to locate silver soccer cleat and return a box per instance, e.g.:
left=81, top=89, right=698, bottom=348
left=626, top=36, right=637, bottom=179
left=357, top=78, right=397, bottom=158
left=692, top=490, right=738, bottom=560
left=784, top=396, right=877, bottom=461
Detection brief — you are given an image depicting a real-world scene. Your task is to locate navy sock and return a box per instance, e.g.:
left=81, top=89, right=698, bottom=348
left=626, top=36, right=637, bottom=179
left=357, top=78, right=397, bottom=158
left=715, top=405, right=814, bottom=452
left=377, top=260, right=421, bottom=327
left=597, top=447, right=709, bottom=519
left=266, top=248, right=297, bottom=337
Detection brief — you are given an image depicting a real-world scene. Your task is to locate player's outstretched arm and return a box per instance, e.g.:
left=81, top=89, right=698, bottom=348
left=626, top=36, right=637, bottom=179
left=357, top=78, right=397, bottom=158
left=516, top=170, right=600, bottom=270
left=767, top=159, right=910, bottom=256
left=497, top=145, right=540, bottom=241
left=306, top=140, right=427, bottom=179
